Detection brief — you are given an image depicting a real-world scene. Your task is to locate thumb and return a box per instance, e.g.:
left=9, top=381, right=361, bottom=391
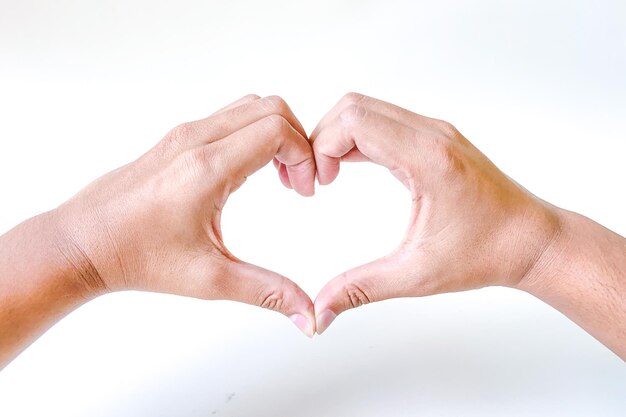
left=314, top=254, right=412, bottom=335
left=220, top=261, right=316, bottom=337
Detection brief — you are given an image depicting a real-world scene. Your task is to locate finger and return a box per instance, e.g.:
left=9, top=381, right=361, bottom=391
left=313, top=148, right=369, bottom=184
left=311, top=92, right=438, bottom=140
left=185, top=256, right=316, bottom=337
left=312, top=106, right=417, bottom=185
left=209, top=114, right=316, bottom=196
left=277, top=163, right=293, bottom=189
left=272, top=159, right=293, bottom=188
left=224, top=261, right=316, bottom=337
left=314, top=255, right=411, bottom=335
left=341, top=148, right=370, bottom=162
left=168, top=95, right=309, bottom=152
left=211, top=94, right=261, bottom=116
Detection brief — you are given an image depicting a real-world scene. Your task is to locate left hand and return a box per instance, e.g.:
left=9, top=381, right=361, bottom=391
left=52, top=94, right=317, bottom=336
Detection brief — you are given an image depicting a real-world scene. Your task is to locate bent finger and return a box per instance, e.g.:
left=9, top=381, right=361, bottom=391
left=311, top=92, right=439, bottom=140
left=312, top=107, right=417, bottom=185
left=168, top=95, right=309, bottom=153
left=208, top=114, right=315, bottom=196
left=314, top=255, right=411, bottom=335
left=224, top=261, right=316, bottom=337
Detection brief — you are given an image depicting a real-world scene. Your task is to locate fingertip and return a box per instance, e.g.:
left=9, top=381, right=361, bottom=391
left=278, top=163, right=293, bottom=189
left=282, top=278, right=316, bottom=336
left=313, top=288, right=341, bottom=335
left=317, top=169, right=339, bottom=186
left=315, top=154, right=340, bottom=186
left=289, top=313, right=315, bottom=338
left=294, top=181, right=315, bottom=197
left=285, top=159, right=317, bottom=197
left=315, top=309, right=338, bottom=335
left=223, top=262, right=316, bottom=336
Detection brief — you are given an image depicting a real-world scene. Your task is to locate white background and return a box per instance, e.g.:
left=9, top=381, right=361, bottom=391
left=0, top=0, right=625, bottom=416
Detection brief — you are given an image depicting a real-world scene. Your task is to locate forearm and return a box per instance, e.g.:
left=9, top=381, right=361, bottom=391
left=518, top=207, right=626, bottom=360
left=0, top=210, right=95, bottom=368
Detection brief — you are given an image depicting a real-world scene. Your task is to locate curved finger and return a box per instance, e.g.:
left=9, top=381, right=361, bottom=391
left=340, top=148, right=370, bottom=162
left=277, top=162, right=293, bottom=189
left=225, top=262, right=315, bottom=337
left=208, top=114, right=316, bottom=196
left=314, top=254, right=412, bottom=335
left=311, top=92, right=439, bottom=141
left=272, top=159, right=294, bottom=188
left=185, top=256, right=316, bottom=337
left=167, top=95, right=309, bottom=153
left=312, top=106, right=417, bottom=185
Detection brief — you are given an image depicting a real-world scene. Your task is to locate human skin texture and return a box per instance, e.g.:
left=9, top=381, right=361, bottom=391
left=0, top=95, right=318, bottom=368
left=0, top=93, right=624, bottom=368
left=308, top=93, right=626, bottom=360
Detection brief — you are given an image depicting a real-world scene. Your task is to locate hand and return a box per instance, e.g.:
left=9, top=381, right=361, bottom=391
left=52, top=95, right=317, bottom=336
left=310, top=93, right=562, bottom=334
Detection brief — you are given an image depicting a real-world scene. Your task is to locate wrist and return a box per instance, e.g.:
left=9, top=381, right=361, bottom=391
left=44, top=208, right=111, bottom=300
left=492, top=195, right=565, bottom=290
left=513, top=205, right=570, bottom=293
left=512, top=206, right=626, bottom=359
left=0, top=210, right=103, bottom=367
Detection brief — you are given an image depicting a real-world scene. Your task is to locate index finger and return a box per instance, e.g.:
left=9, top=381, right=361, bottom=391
left=208, top=114, right=316, bottom=196
left=311, top=104, right=417, bottom=185
left=310, top=92, right=436, bottom=140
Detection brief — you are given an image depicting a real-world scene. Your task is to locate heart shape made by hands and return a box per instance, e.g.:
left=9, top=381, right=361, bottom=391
left=227, top=93, right=552, bottom=337
left=223, top=161, right=410, bottom=334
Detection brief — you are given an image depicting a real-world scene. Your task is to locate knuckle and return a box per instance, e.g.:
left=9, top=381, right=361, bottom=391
left=311, top=137, right=332, bottom=159
left=262, top=95, right=289, bottom=114
left=436, top=119, right=461, bottom=140
left=290, top=155, right=315, bottom=174
left=342, top=92, right=366, bottom=106
left=259, top=289, right=286, bottom=311
left=262, top=113, right=290, bottom=134
left=339, top=103, right=367, bottom=126
left=343, top=280, right=371, bottom=309
left=169, top=122, right=197, bottom=144
left=243, top=93, right=261, bottom=101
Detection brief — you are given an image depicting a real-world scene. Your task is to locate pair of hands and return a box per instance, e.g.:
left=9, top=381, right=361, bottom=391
left=53, top=93, right=560, bottom=337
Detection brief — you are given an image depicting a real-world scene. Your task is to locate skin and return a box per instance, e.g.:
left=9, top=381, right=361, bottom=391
left=1, top=92, right=624, bottom=369
left=308, top=93, right=626, bottom=361
left=0, top=94, right=319, bottom=368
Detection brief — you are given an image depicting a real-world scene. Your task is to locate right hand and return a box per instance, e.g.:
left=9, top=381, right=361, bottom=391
left=309, top=93, right=562, bottom=334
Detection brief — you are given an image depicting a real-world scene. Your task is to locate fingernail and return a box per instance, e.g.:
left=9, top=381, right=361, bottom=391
left=316, top=310, right=337, bottom=335
left=289, top=314, right=314, bottom=338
